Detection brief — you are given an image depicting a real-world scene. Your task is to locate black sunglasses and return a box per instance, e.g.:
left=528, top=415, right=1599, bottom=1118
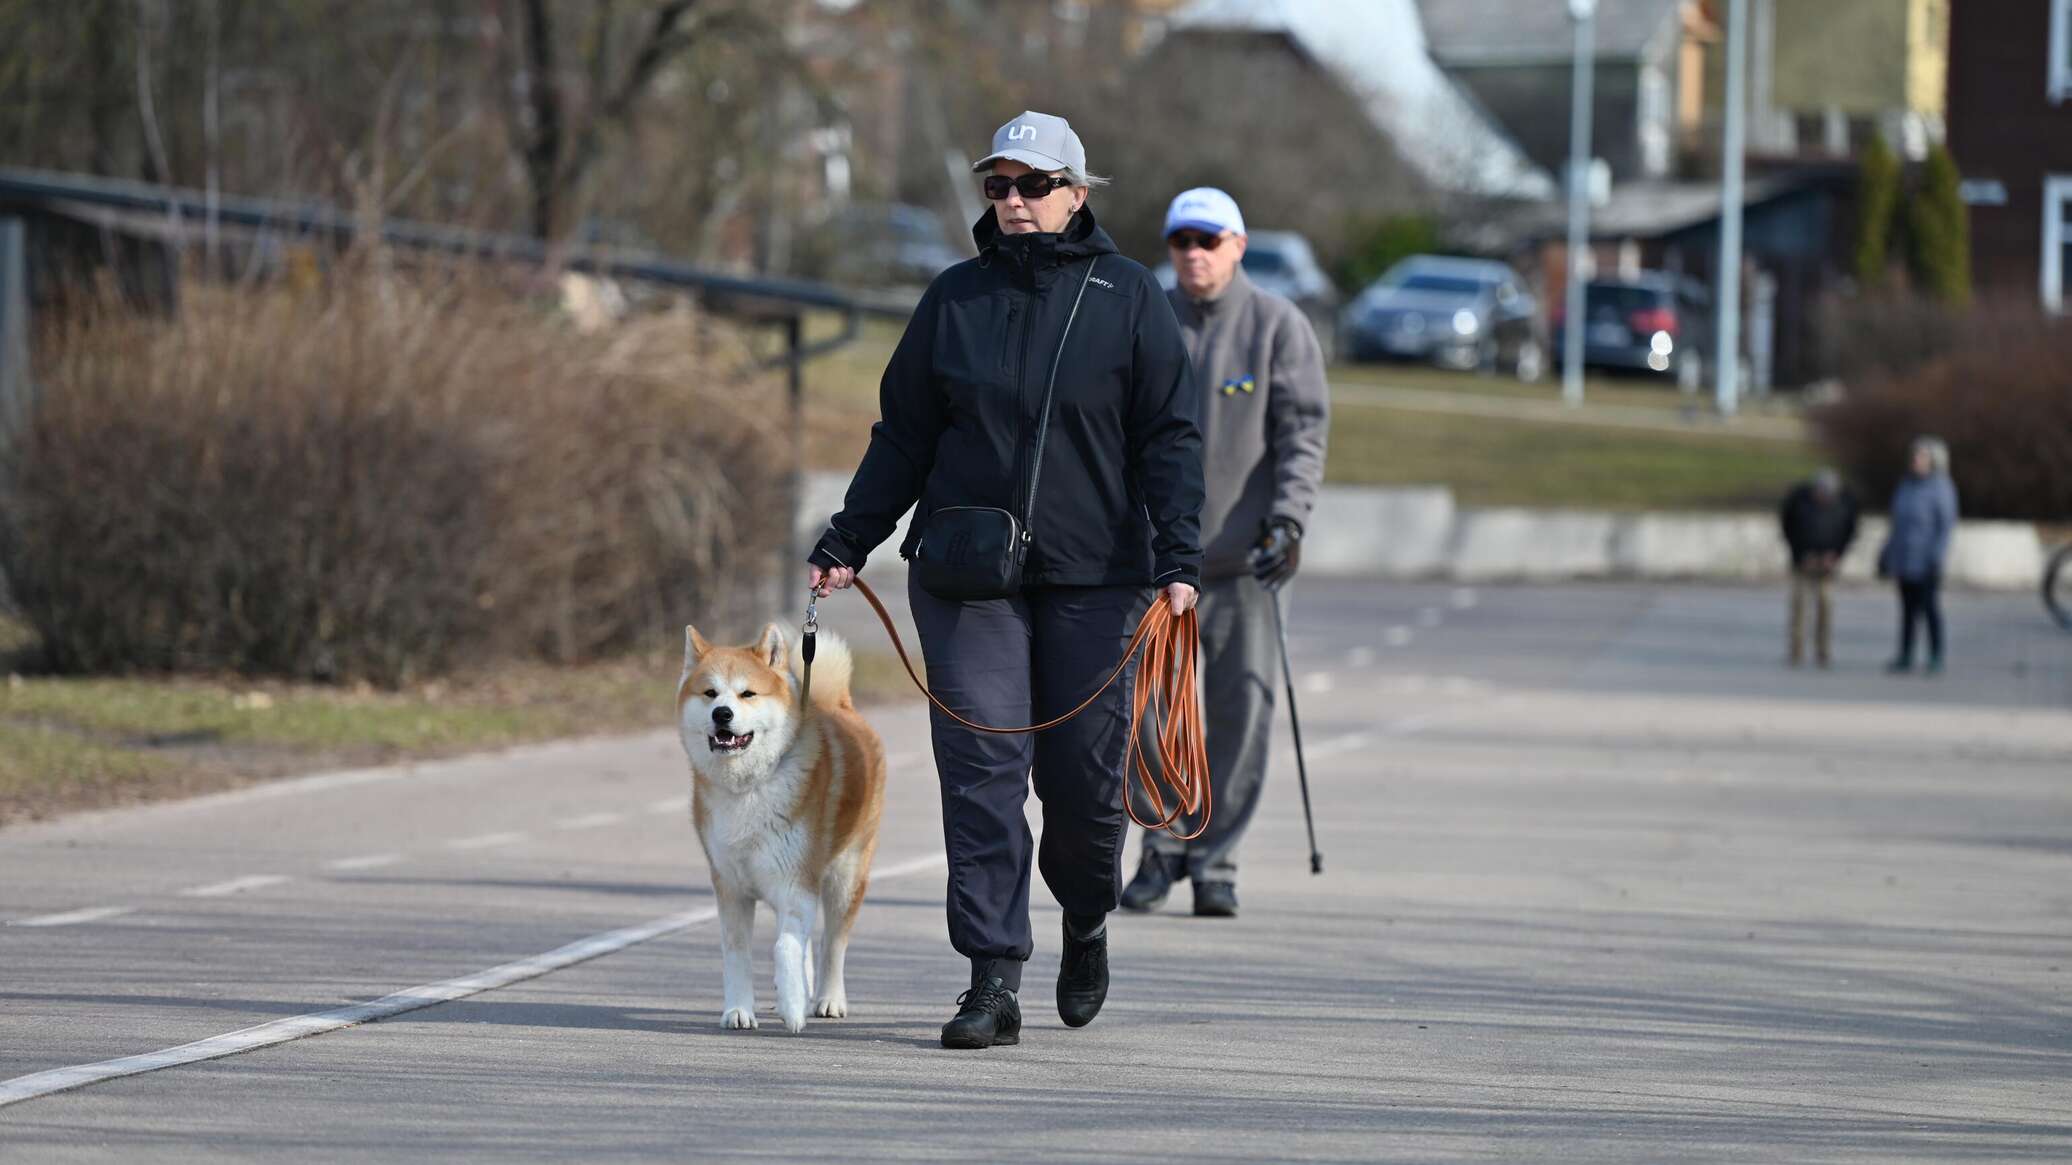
left=983, top=172, right=1071, bottom=201
left=1167, top=231, right=1228, bottom=251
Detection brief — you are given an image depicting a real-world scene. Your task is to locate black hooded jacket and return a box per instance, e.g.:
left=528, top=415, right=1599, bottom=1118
left=809, top=205, right=1204, bottom=589
left=1779, top=481, right=1860, bottom=565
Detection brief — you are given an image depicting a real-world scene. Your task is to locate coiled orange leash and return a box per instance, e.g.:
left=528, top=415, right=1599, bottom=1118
left=845, top=576, right=1211, bottom=841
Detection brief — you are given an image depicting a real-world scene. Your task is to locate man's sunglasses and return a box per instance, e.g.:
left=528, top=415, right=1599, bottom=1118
left=1167, top=231, right=1228, bottom=251
left=983, top=172, right=1071, bottom=201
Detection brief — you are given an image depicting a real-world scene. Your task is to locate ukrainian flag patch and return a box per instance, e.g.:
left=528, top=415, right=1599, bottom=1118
left=1219, top=375, right=1257, bottom=397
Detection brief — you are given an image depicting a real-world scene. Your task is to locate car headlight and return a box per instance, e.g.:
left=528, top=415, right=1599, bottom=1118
left=1452, top=309, right=1479, bottom=337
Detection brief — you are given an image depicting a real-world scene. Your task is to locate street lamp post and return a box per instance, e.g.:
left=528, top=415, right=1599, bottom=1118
left=1561, top=0, right=1597, bottom=408
left=1716, top=0, right=1749, bottom=417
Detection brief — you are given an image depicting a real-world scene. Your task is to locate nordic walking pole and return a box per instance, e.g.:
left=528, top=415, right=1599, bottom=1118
left=1267, top=587, right=1323, bottom=875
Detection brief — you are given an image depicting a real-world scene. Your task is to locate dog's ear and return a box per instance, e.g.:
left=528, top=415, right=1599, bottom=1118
left=757, top=622, right=787, bottom=669
left=683, top=625, right=712, bottom=673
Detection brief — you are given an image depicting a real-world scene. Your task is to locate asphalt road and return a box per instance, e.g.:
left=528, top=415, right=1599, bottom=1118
left=3, top=581, right=2068, bottom=1162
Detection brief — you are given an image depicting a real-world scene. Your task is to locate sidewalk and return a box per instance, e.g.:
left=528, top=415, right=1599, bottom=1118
left=3, top=582, right=2067, bottom=1160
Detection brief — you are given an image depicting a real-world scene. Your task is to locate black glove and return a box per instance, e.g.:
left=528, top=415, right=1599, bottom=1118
left=1249, top=518, right=1302, bottom=590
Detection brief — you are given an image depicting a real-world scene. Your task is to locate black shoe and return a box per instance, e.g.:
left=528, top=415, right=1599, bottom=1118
left=1885, top=657, right=1913, bottom=674
left=940, top=977, right=1020, bottom=1049
left=1192, top=881, right=1238, bottom=918
left=1120, top=850, right=1183, bottom=913
left=1057, top=920, right=1109, bottom=1028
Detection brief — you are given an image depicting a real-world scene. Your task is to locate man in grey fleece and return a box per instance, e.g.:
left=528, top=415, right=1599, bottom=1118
left=1122, top=187, right=1330, bottom=918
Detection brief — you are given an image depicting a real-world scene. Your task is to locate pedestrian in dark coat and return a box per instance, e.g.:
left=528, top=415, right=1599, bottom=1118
left=1878, top=437, right=1959, bottom=674
left=806, top=111, right=1204, bottom=1050
left=1778, top=469, right=1858, bottom=667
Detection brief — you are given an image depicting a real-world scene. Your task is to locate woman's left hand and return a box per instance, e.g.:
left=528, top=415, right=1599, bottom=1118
left=1165, top=582, right=1198, bottom=616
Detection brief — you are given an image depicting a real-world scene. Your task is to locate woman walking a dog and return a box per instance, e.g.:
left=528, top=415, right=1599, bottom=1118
left=808, top=111, right=1204, bottom=1049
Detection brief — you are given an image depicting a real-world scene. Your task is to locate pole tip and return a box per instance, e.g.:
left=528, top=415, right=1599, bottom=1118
left=1310, top=854, right=1323, bottom=875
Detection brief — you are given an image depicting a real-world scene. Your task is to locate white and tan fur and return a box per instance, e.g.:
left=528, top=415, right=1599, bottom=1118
left=677, top=622, right=886, bottom=1033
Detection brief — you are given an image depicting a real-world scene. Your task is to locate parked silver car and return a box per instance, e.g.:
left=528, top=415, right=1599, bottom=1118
left=1340, top=255, right=1542, bottom=379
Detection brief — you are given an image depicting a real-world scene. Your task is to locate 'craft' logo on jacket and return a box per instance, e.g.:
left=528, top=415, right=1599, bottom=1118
left=1218, top=375, right=1256, bottom=397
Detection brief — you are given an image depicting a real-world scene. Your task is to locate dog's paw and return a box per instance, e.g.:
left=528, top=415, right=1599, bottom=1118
left=812, top=994, right=848, bottom=1019
left=778, top=1004, right=807, bottom=1034
left=720, top=1007, right=759, bottom=1030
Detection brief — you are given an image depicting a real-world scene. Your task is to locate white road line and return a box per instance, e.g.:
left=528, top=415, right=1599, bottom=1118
left=648, top=796, right=690, bottom=816
left=1417, top=607, right=1444, bottom=627
left=554, top=812, right=625, bottom=831
left=1306, top=712, right=1458, bottom=764
left=1302, top=672, right=1335, bottom=694
left=180, top=875, right=291, bottom=898
left=1307, top=732, right=1374, bottom=760
left=8, top=905, right=135, bottom=928
left=325, top=853, right=402, bottom=872
left=63, top=731, right=674, bottom=823
left=445, top=831, right=528, bottom=851
left=872, top=852, right=947, bottom=879
left=1450, top=587, right=1479, bottom=610
left=1346, top=646, right=1377, bottom=668
left=0, top=850, right=951, bottom=1110
left=1384, top=626, right=1414, bottom=647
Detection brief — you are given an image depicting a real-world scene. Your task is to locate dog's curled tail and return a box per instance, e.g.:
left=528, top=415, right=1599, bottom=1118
left=792, top=630, right=855, bottom=712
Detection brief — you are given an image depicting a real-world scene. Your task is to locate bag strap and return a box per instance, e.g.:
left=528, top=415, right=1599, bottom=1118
left=1019, top=258, right=1099, bottom=546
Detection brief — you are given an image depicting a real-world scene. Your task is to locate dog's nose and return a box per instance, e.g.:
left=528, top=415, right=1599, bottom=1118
left=712, top=706, right=734, bottom=726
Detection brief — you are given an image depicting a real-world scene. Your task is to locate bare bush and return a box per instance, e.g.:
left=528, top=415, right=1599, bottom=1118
left=0, top=262, right=785, bottom=684
left=1813, top=311, right=2072, bottom=521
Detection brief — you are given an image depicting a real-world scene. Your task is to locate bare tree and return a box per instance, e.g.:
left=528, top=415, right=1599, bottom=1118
left=489, top=0, right=787, bottom=242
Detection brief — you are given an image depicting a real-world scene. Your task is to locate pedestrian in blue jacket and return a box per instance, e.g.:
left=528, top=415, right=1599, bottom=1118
left=1877, top=437, right=1959, bottom=674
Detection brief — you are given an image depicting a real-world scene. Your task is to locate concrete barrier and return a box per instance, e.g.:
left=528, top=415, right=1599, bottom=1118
left=1303, top=487, right=1455, bottom=576
left=797, top=473, right=2046, bottom=591
left=1452, top=508, right=1620, bottom=581
left=1613, top=514, right=1779, bottom=580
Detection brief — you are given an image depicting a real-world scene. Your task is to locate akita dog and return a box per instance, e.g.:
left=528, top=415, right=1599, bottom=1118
left=677, top=623, right=886, bottom=1032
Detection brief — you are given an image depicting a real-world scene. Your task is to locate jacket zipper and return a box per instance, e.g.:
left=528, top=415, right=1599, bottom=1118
left=1009, top=273, right=1038, bottom=536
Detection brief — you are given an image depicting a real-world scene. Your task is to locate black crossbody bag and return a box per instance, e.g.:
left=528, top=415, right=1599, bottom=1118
left=912, top=259, right=1098, bottom=601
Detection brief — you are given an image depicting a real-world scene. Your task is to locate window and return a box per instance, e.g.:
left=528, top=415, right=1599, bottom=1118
left=2054, top=0, right=2072, bottom=103
left=2045, top=176, right=2072, bottom=313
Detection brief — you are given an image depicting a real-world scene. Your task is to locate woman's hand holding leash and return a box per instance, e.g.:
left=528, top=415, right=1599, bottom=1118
left=808, top=564, right=855, bottom=598
left=1165, top=582, right=1198, bottom=615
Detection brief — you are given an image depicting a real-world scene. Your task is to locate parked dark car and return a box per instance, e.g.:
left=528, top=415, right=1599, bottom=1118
left=1550, top=273, right=1711, bottom=386
left=1340, top=255, right=1542, bottom=379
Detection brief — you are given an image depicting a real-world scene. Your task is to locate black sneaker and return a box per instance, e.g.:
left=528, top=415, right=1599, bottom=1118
left=1192, top=881, right=1238, bottom=918
left=940, top=977, right=1021, bottom=1049
left=1120, top=849, right=1184, bottom=913
left=1057, top=920, right=1109, bottom=1028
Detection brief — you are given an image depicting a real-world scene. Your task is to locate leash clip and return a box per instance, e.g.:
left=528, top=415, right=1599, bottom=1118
left=804, top=589, right=820, bottom=636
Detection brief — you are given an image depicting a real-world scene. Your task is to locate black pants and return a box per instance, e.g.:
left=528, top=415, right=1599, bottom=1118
left=1896, top=576, right=1944, bottom=663
left=908, top=576, right=1146, bottom=990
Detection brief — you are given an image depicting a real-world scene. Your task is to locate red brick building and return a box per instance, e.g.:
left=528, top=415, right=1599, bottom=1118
left=1946, top=0, right=2072, bottom=311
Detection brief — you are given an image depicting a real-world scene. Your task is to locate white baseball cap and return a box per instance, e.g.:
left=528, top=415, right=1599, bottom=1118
left=1164, top=188, right=1246, bottom=238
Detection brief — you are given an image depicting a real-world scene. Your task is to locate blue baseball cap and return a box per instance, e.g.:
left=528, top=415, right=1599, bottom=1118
left=1164, top=188, right=1246, bottom=238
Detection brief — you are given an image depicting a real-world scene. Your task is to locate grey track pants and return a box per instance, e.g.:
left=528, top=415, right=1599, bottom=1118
left=908, top=575, right=1148, bottom=987
left=1137, top=572, right=1278, bottom=884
